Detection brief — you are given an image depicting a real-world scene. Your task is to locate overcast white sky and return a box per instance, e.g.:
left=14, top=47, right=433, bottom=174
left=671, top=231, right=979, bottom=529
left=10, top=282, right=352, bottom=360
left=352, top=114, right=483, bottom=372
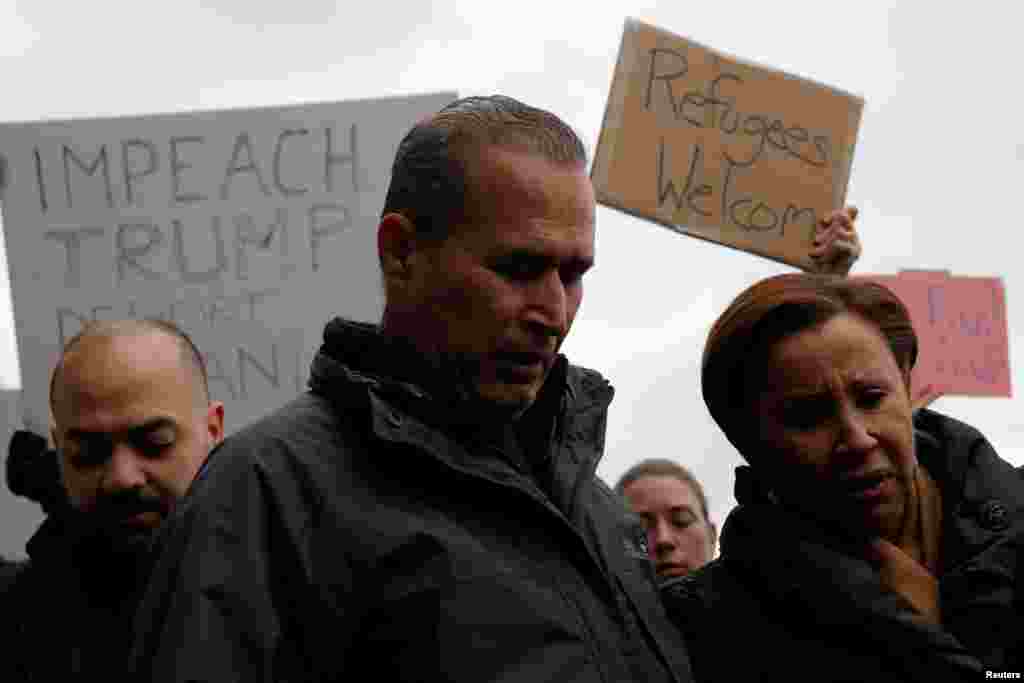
left=0, top=1, right=1022, bottom=548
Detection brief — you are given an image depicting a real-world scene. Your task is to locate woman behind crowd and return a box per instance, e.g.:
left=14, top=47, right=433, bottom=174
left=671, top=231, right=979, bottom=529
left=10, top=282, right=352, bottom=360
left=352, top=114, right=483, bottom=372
left=616, top=460, right=717, bottom=580
left=662, top=273, right=1023, bottom=681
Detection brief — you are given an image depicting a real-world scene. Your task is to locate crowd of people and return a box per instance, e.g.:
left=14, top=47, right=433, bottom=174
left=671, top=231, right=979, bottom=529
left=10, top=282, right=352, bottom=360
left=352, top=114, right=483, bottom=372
left=0, top=95, right=1020, bottom=682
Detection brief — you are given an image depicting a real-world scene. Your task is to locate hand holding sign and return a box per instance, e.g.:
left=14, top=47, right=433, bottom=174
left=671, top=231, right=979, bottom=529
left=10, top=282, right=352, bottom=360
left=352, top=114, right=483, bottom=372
left=810, top=206, right=860, bottom=276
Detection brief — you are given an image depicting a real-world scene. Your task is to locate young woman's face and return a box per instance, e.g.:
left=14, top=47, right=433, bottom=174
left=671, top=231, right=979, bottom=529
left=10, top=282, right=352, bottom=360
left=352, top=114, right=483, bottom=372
left=623, top=475, right=716, bottom=578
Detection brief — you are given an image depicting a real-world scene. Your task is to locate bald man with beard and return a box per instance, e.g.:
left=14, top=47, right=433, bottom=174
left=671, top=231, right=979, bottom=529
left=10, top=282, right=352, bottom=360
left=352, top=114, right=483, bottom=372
left=3, top=320, right=223, bottom=681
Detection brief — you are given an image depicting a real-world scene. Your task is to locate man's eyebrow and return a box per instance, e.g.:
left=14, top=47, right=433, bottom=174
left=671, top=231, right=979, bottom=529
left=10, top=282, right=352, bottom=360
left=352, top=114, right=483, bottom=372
left=65, top=418, right=178, bottom=441
left=129, top=418, right=179, bottom=436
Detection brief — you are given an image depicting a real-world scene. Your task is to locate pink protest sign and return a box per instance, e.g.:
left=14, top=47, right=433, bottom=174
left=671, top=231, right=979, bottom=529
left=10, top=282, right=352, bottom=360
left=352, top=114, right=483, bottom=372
left=856, top=271, right=1011, bottom=398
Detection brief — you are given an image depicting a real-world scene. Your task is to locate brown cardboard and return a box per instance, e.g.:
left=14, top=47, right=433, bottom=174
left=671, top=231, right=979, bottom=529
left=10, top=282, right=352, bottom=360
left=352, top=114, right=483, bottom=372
left=592, top=19, right=864, bottom=270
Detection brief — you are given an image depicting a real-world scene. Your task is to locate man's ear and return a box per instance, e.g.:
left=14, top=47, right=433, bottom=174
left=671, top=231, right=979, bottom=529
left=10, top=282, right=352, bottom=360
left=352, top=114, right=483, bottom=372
left=378, top=212, right=418, bottom=290
left=205, top=401, right=225, bottom=447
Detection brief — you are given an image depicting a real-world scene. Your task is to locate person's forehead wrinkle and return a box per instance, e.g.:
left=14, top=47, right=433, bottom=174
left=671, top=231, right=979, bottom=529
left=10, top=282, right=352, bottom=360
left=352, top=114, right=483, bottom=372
left=463, top=146, right=586, bottom=209
left=760, top=361, right=825, bottom=397
left=772, top=350, right=892, bottom=399
left=765, top=335, right=839, bottom=386
left=55, top=336, right=206, bottom=435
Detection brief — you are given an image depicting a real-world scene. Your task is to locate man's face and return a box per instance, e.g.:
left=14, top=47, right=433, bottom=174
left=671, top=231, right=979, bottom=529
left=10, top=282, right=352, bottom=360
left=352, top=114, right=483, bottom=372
left=51, top=331, right=224, bottom=542
left=623, top=475, right=717, bottom=579
left=403, top=146, right=595, bottom=414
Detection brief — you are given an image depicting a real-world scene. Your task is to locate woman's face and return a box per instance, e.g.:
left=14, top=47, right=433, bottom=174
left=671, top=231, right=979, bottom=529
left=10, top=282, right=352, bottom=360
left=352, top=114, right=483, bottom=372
left=752, top=312, right=916, bottom=542
left=623, top=475, right=717, bottom=578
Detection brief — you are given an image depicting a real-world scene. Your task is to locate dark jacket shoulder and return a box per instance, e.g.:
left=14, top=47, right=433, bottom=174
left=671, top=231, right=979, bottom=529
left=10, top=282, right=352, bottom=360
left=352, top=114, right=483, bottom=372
left=914, top=407, right=998, bottom=474
left=0, top=556, right=26, bottom=592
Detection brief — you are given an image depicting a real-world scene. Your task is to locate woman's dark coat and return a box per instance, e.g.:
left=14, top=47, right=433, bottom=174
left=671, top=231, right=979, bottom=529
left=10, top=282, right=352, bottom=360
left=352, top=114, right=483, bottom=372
left=663, top=409, right=1023, bottom=682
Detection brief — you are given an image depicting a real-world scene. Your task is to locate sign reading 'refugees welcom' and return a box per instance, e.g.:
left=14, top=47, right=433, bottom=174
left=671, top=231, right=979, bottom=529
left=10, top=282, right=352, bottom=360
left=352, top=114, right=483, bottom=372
left=0, top=92, right=456, bottom=435
left=592, top=19, right=864, bottom=270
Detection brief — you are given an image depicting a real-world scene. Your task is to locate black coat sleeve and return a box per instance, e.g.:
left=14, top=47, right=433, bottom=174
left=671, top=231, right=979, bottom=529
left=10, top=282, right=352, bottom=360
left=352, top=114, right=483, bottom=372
left=127, top=430, right=353, bottom=683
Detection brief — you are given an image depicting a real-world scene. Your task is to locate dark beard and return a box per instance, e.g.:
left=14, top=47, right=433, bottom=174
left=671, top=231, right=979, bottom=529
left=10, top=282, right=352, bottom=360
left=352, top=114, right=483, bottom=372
left=60, top=508, right=157, bottom=602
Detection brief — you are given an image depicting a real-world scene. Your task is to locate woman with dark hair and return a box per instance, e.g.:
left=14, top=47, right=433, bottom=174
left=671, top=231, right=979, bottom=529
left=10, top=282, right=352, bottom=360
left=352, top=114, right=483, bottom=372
left=616, top=459, right=717, bottom=580
left=663, top=273, right=1023, bottom=681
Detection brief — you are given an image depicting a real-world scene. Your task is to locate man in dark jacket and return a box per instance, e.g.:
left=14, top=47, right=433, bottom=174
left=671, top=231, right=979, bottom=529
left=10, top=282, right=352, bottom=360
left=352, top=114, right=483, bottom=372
left=3, top=320, right=224, bottom=681
left=127, top=95, right=695, bottom=682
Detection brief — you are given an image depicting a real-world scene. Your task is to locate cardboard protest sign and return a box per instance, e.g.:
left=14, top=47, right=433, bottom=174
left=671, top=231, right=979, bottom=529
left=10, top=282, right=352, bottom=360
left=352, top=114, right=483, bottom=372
left=0, top=92, right=456, bottom=434
left=857, top=271, right=1011, bottom=398
left=592, top=19, right=863, bottom=270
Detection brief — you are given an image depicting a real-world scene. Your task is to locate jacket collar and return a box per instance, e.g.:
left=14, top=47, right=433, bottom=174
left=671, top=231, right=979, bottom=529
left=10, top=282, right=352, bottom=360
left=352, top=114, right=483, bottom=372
left=307, top=318, right=614, bottom=481
left=309, top=318, right=452, bottom=404
left=309, top=318, right=611, bottom=424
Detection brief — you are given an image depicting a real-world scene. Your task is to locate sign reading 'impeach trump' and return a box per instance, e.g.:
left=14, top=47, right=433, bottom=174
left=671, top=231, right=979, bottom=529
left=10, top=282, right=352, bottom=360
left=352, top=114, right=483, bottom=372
left=0, top=92, right=456, bottom=435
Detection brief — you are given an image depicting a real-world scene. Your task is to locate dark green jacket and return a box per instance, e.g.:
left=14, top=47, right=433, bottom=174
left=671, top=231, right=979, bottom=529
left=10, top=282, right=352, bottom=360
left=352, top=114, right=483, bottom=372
left=129, top=319, right=694, bottom=683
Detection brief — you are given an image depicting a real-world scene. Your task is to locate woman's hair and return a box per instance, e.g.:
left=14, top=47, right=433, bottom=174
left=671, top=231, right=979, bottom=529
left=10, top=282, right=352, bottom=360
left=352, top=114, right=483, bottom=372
left=615, top=458, right=712, bottom=524
left=701, top=273, right=917, bottom=460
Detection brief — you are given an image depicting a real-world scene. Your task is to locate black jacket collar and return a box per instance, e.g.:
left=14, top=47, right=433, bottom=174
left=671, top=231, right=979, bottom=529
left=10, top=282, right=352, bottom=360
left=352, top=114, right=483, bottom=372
left=307, top=317, right=612, bottom=480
